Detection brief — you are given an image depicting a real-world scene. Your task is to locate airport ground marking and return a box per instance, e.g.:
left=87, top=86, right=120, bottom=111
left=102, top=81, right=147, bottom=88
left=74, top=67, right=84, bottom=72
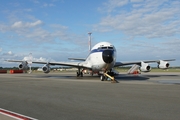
left=0, top=108, right=37, bottom=120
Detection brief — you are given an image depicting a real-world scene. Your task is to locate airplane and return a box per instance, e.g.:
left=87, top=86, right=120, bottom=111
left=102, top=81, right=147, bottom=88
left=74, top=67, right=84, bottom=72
left=6, top=42, right=175, bottom=82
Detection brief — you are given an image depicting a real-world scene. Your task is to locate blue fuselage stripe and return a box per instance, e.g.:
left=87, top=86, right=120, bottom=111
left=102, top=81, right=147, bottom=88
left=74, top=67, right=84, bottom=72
left=90, top=49, right=104, bottom=54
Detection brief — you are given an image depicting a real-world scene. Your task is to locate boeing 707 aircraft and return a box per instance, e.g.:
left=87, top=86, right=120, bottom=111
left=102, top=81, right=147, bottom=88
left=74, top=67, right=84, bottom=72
left=6, top=42, right=175, bottom=82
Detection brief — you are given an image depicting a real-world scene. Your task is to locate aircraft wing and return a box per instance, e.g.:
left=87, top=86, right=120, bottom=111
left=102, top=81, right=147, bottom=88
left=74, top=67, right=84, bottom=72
left=6, top=60, right=91, bottom=69
left=32, top=61, right=89, bottom=68
left=68, top=58, right=86, bottom=61
left=6, top=60, right=26, bottom=63
left=114, top=59, right=175, bottom=67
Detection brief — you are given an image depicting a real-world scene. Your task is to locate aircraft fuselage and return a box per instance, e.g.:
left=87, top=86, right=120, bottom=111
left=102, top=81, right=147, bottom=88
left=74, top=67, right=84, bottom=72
left=83, top=42, right=116, bottom=73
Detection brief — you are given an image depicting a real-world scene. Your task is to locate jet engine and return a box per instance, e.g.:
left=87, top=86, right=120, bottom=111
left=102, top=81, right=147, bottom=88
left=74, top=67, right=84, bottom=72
left=42, top=64, right=51, bottom=73
left=139, top=61, right=151, bottom=72
left=19, top=61, right=28, bottom=70
left=158, top=60, right=169, bottom=69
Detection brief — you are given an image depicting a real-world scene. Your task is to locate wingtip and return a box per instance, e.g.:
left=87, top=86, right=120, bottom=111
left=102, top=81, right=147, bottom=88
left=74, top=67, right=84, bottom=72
left=162, top=59, right=176, bottom=61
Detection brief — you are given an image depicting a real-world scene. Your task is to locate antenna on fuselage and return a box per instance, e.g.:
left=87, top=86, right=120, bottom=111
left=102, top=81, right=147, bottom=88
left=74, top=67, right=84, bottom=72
left=88, top=32, right=92, bottom=53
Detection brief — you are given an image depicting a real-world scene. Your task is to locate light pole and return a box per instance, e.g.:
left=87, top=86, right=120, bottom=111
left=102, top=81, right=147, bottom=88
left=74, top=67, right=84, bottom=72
left=28, top=53, right=32, bottom=74
left=88, top=32, right=92, bottom=52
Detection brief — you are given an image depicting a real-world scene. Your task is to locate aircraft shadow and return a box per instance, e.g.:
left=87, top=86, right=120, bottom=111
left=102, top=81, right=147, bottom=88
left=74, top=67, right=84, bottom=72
left=115, top=75, right=149, bottom=81
left=144, top=75, right=178, bottom=77
left=34, top=74, right=150, bottom=81
left=33, top=73, right=179, bottom=82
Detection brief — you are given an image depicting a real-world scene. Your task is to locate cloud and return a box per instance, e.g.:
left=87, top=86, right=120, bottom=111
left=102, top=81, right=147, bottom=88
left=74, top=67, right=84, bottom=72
left=161, top=38, right=180, bottom=54
left=0, top=20, right=74, bottom=43
left=130, top=0, right=144, bottom=2
left=43, top=3, right=55, bottom=7
left=95, top=0, right=180, bottom=38
left=23, top=56, right=51, bottom=62
left=31, top=0, right=56, bottom=7
left=0, top=48, right=2, bottom=52
left=0, top=20, right=44, bottom=36
left=24, top=9, right=32, bottom=12
left=22, top=53, right=56, bottom=63
left=2, top=51, right=14, bottom=56
left=32, top=0, right=40, bottom=4
left=100, top=0, right=129, bottom=13
left=11, top=20, right=43, bottom=28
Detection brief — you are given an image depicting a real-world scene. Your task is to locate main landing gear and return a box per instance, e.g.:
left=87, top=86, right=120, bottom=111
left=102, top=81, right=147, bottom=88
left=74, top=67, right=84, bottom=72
left=76, top=68, right=118, bottom=83
left=100, top=71, right=118, bottom=83
left=77, top=68, right=83, bottom=77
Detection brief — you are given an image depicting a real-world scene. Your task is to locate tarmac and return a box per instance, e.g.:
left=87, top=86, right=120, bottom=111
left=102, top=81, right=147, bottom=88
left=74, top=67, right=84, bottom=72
left=0, top=72, right=180, bottom=120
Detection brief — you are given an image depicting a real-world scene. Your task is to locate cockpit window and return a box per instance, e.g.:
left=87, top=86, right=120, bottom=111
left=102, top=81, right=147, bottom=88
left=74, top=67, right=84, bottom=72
left=108, top=47, right=113, bottom=49
left=98, top=46, right=114, bottom=49
left=102, top=47, right=107, bottom=49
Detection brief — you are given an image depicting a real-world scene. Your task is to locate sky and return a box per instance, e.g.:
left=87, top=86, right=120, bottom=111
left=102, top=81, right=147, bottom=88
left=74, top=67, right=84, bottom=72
left=0, top=0, right=180, bottom=67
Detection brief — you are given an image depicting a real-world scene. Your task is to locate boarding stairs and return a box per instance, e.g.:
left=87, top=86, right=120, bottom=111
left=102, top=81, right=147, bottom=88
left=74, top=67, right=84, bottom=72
left=127, top=64, right=140, bottom=74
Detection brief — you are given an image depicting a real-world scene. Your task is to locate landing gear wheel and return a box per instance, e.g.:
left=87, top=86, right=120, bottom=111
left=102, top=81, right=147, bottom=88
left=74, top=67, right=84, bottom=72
left=100, top=75, right=105, bottom=81
left=80, top=72, right=83, bottom=77
left=90, top=73, right=93, bottom=76
left=77, top=70, right=83, bottom=77
left=77, top=72, right=80, bottom=77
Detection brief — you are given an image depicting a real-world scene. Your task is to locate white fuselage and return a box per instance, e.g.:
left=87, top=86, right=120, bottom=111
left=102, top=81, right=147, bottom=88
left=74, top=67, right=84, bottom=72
left=82, top=42, right=116, bottom=73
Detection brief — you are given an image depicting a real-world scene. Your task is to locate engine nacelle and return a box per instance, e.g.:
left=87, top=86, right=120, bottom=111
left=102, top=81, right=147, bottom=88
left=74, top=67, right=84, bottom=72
left=139, top=61, right=151, bottom=72
left=158, top=60, right=169, bottom=69
left=19, top=61, right=28, bottom=70
left=42, top=64, right=51, bottom=73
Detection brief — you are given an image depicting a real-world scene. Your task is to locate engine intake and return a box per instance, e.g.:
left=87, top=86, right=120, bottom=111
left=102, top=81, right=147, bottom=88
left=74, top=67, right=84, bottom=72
left=42, top=64, right=51, bottom=73
left=158, top=60, right=170, bottom=69
left=19, top=61, right=28, bottom=70
left=139, top=61, right=151, bottom=72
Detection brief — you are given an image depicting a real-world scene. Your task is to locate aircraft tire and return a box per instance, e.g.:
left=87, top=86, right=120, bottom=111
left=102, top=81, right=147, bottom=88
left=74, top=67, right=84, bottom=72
left=80, top=72, right=83, bottom=77
left=100, top=75, right=105, bottom=81
left=77, top=72, right=80, bottom=77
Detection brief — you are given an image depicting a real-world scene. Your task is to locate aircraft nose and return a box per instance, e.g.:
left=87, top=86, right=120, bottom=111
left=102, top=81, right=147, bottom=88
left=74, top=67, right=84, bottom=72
left=102, top=50, right=114, bottom=63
